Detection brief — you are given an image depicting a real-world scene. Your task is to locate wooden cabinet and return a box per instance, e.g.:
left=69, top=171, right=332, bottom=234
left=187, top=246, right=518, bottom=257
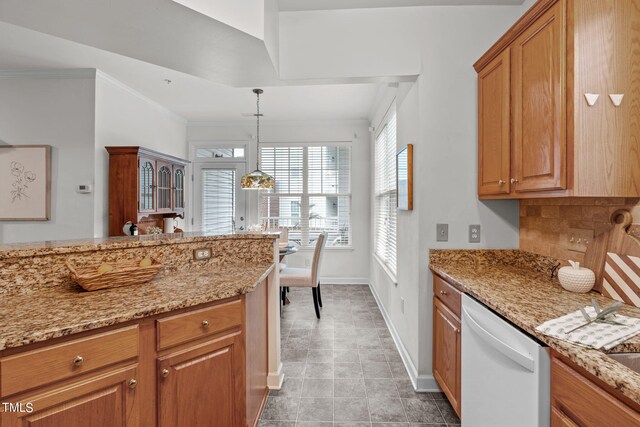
left=551, top=350, right=640, bottom=426
left=478, top=49, right=511, bottom=196
left=158, top=332, right=245, bottom=427
left=106, top=147, right=189, bottom=236
left=2, top=365, right=139, bottom=427
left=475, top=0, right=640, bottom=198
left=0, top=278, right=271, bottom=427
left=432, top=274, right=461, bottom=417
left=512, top=0, right=566, bottom=193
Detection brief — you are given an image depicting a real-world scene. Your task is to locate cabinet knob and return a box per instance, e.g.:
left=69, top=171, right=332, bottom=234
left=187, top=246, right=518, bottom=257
left=128, top=379, right=138, bottom=389
left=498, top=180, right=506, bottom=185
left=73, top=355, right=84, bottom=367
left=510, top=178, right=519, bottom=184
left=161, top=369, right=170, bottom=378
left=202, top=320, right=210, bottom=328
left=440, top=290, right=447, bottom=295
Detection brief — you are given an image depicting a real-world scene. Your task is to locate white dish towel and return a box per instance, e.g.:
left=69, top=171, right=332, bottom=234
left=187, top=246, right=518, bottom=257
left=536, top=306, right=640, bottom=350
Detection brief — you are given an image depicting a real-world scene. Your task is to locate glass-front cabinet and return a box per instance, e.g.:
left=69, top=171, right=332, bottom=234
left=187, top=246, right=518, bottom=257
left=156, top=162, right=173, bottom=213
left=106, top=146, right=190, bottom=236
left=139, top=158, right=156, bottom=212
left=173, top=165, right=186, bottom=213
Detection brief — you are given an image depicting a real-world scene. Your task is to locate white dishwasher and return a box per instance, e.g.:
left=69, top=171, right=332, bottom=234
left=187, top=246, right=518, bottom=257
left=461, top=294, right=550, bottom=427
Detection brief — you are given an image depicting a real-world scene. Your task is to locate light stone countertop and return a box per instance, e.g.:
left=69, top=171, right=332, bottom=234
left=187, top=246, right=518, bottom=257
left=429, top=249, right=640, bottom=406
left=0, top=262, right=274, bottom=351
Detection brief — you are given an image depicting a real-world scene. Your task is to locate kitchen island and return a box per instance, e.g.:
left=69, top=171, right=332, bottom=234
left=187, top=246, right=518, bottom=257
left=0, top=232, right=282, bottom=427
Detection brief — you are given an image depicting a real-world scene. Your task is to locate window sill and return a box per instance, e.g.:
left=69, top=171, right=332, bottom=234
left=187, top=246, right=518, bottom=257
left=294, top=246, right=354, bottom=252
left=373, top=253, right=397, bottom=284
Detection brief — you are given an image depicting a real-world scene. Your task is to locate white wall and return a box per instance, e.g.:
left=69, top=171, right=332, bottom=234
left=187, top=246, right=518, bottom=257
left=187, top=120, right=371, bottom=282
left=94, top=72, right=188, bottom=237
left=0, top=70, right=187, bottom=244
left=0, top=72, right=96, bottom=243
left=279, top=5, right=528, bottom=389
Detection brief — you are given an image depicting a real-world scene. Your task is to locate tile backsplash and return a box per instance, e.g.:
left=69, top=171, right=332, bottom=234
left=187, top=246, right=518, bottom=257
left=520, top=198, right=640, bottom=263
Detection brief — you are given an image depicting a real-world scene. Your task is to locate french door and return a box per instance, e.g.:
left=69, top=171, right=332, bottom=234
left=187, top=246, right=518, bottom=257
left=194, top=163, right=246, bottom=233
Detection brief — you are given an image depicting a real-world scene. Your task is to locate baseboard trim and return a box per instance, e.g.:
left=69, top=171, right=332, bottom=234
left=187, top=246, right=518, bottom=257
left=267, top=362, right=284, bottom=390
left=368, top=282, right=441, bottom=393
left=319, top=277, right=369, bottom=285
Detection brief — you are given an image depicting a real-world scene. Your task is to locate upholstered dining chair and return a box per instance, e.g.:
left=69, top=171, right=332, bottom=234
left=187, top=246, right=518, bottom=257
left=279, top=232, right=327, bottom=319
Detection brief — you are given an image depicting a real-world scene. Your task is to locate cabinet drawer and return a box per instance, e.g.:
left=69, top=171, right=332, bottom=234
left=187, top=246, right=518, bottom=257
left=551, top=357, right=640, bottom=426
left=434, top=275, right=461, bottom=318
left=0, top=325, right=139, bottom=397
left=157, top=299, right=242, bottom=351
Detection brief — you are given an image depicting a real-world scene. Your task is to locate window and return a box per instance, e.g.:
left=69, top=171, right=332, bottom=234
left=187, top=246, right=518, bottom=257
left=374, top=111, right=397, bottom=275
left=201, top=168, right=236, bottom=234
left=259, top=144, right=351, bottom=248
left=195, top=147, right=245, bottom=159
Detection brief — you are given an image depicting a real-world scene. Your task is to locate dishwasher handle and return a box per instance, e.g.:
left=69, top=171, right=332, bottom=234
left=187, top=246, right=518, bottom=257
left=462, top=305, right=536, bottom=372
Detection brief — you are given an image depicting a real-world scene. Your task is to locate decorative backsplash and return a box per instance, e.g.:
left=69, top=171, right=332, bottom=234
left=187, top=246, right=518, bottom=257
left=520, top=198, right=640, bottom=263
left=0, top=233, right=277, bottom=295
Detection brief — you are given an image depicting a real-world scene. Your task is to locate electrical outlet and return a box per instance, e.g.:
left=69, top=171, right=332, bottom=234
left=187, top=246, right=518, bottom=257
left=193, top=248, right=211, bottom=261
left=436, top=224, right=449, bottom=242
left=400, top=297, right=405, bottom=313
left=568, top=228, right=594, bottom=253
left=469, top=224, right=481, bottom=243
left=305, top=258, right=312, bottom=267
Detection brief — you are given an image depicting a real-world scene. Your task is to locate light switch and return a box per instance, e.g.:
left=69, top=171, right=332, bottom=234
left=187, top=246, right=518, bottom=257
left=436, top=224, right=449, bottom=242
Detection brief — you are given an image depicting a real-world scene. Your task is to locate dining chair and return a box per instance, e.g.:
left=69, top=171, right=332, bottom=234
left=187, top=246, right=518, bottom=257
left=280, top=232, right=327, bottom=319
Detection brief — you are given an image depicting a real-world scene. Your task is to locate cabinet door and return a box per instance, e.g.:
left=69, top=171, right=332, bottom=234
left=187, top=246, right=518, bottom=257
left=2, top=365, right=139, bottom=427
left=432, top=297, right=461, bottom=417
left=478, top=49, right=511, bottom=196
left=551, top=407, right=578, bottom=427
left=512, top=0, right=566, bottom=192
left=172, top=165, right=186, bottom=213
left=156, top=162, right=173, bottom=213
left=138, top=157, right=156, bottom=213
left=158, top=332, right=245, bottom=427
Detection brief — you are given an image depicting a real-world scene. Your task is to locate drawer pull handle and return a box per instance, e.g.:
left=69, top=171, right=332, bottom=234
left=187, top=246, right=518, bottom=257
left=440, top=290, right=448, bottom=295
left=73, top=355, right=84, bottom=367
left=202, top=320, right=210, bottom=328
left=161, top=369, right=170, bottom=378
left=128, top=379, right=138, bottom=389
left=498, top=179, right=506, bottom=185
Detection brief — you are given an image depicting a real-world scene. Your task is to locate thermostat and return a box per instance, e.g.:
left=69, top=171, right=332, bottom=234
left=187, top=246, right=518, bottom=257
left=77, top=184, right=92, bottom=194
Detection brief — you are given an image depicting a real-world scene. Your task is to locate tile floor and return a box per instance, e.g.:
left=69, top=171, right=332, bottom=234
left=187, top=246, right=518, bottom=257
left=259, top=284, right=461, bottom=427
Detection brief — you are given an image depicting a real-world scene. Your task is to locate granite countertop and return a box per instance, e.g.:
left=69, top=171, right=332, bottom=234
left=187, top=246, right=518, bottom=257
left=429, top=249, right=640, bottom=406
left=0, top=231, right=278, bottom=260
left=0, top=262, right=274, bottom=351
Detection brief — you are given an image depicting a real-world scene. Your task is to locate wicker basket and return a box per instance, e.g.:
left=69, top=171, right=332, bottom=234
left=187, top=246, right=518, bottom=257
left=66, top=258, right=163, bottom=291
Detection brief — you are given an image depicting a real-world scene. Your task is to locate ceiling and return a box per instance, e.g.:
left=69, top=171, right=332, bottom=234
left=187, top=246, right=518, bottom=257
left=0, top=22, right=380, bottom=123
left=279, top=0, right=525, bottom=12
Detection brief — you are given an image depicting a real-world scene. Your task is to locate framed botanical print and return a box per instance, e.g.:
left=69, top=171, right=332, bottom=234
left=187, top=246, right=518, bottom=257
left=0, top=145, right=51, bottom=220
left=396, top=144, right=413, bottom=211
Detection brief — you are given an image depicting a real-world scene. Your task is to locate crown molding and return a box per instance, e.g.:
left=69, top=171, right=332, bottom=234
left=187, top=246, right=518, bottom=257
left=0, top=68, right=97, bottom=79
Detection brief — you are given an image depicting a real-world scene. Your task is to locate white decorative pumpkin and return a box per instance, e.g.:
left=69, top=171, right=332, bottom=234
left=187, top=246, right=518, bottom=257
left=558, top=261, right=596, bottom=293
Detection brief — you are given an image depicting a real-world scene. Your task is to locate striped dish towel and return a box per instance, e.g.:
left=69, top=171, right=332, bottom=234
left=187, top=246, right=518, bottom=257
left=602, top=253, right=640, bottom=308
left=536, top=306, right=640, bottom=350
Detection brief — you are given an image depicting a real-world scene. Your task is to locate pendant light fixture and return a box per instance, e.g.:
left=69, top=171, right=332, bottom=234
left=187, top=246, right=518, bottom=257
left=241, top=88, right=275, bottom=190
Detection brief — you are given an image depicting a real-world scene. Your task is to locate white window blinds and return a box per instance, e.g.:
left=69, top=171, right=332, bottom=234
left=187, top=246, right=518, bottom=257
left=375, top=112, right=397, bottom=276
left=201, top=168, right=236, bottom=234
left=259, top=144, right=351, bottom=248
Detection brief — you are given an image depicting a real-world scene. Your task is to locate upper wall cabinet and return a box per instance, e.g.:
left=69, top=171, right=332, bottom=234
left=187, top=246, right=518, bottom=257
left=106, top=147, right=189, bottom=236
left=475, top=0, right=640, bottom=199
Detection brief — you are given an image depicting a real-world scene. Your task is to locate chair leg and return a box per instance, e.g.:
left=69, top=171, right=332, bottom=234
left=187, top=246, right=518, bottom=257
left=281, top=287, right=286, bottom=306
left=312, top=287, right=321, bottom=319
left=317, top=282, right=323, bottom=307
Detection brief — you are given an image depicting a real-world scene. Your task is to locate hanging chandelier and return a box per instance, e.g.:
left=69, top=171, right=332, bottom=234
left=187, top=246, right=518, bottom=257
left=241, top=88, right=275, bottom=190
